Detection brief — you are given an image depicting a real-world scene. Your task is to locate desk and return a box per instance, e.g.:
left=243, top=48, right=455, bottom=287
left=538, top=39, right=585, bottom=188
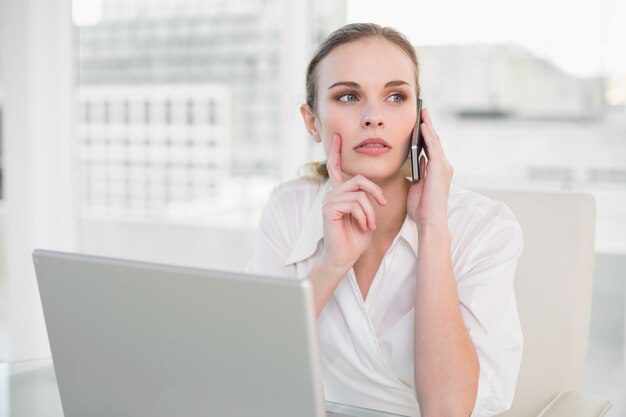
left=0, top=359, right=407, bottom=417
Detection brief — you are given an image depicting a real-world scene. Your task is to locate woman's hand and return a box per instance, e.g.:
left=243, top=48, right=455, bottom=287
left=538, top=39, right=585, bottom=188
left=321, top=134, right=387, bottom=273
left=407, top=108, right=454, bottom=229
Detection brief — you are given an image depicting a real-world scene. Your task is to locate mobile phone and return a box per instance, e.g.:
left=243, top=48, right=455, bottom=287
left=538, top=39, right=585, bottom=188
left=409, top=99, right=424, bottom=181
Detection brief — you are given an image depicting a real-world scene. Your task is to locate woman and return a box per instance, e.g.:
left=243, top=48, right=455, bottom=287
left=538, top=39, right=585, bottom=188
left=247, top=23, right=523, bottom=417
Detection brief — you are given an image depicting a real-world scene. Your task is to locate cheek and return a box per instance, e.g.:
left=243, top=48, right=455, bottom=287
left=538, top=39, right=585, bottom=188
left=397, top=111, right=417, bottom=143
left=317, top=108, right=353, bottom=155
left=319, top=110, right=346, bottom=134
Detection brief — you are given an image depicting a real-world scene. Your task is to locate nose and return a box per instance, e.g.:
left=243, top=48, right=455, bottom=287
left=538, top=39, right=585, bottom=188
left=361, top=104, right=384, bottom=128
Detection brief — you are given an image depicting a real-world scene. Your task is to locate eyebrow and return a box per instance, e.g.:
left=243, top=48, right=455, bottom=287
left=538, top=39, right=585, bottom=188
left=327, top=80, right=411, bottom=90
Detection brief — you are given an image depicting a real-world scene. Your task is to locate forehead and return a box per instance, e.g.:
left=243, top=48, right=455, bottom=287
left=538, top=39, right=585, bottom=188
left=316, top=37, right=416, bottom=88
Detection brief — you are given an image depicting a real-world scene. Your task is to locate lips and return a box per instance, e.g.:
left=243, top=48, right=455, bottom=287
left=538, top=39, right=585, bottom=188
left=353, top=137, right=392, bottom=155
left=354, top=138, right=391, bottom=149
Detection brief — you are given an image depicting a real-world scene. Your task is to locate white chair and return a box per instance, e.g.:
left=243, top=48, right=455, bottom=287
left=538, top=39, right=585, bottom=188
left=474, top=188, right=613, bottom=417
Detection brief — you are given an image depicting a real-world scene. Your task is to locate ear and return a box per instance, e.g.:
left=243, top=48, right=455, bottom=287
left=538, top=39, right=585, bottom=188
left=300, top=104, right=322, bottom=143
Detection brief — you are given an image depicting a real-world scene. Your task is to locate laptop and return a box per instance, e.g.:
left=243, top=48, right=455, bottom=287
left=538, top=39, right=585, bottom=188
left=33, top=250, right=404, bottom=417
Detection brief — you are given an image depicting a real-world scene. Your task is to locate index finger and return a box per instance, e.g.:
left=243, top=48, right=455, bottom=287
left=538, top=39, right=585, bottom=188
left=326, top=133, right=344, bottom=188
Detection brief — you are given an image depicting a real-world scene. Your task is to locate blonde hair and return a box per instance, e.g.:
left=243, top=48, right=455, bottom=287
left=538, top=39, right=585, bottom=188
left=301, top=23, right=420, bottom=179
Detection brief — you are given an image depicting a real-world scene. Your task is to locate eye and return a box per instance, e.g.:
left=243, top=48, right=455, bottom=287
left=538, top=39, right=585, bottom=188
left=337, top=92, right=358, bottom=102
left=385, top=93, right=406, bottom=103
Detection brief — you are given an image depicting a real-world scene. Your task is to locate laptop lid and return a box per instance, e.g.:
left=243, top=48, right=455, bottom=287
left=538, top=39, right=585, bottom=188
left=33, top=249, right=326, bottom=417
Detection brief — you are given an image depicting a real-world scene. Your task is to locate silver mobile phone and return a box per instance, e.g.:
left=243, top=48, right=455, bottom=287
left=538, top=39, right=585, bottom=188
left=409, top=99, right=424, bottom=181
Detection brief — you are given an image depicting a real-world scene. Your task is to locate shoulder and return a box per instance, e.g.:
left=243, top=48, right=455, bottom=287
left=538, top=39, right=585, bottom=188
left=449, top=184, right=519, bottom=225
left=448, top=184, right=524, bottom=277
left=261, top=177, right=327, bottom=237
left=258, top=177, right=327, bottom=260
left=448, top=184, right=522, bottom=249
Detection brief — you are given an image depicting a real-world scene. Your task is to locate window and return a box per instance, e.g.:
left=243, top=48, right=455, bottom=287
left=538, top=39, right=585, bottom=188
left=74, top=0, right=340, bottom=224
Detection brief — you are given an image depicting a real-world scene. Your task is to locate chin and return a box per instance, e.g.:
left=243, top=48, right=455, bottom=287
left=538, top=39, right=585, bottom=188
left=343, top=166, right=402, bottom=182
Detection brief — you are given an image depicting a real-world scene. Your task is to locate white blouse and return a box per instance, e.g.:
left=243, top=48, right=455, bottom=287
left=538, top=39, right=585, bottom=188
left=247, top=177, right=523, bottom=417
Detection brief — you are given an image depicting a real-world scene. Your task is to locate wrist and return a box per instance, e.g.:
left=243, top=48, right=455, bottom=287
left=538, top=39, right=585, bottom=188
left=315, top=255, right=353, bottom=279
left=413, top=210, right=448, bottom=231
left=417, top=223, right=451, bottom=244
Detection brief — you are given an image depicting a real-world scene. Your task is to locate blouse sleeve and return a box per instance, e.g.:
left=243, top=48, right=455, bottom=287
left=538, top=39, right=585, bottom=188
left=246, top=188, right=297, bottom=277
left=454, top=205, right=524, bottom=417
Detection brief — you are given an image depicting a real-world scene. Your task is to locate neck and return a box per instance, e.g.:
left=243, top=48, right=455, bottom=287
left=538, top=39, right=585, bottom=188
left=368, top=173, right=410, bottom=239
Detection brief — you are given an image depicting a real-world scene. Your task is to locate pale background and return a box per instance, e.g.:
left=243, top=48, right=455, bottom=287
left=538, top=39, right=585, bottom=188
left=1, top=0, right=625, bottom=414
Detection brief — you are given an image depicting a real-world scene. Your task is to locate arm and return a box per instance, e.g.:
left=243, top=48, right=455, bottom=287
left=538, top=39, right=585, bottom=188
left=408, top=108, right=479, bottom=417
left=456, top=215, right=523, bottom=416
left=413, top=224, right=479, bottom=417
left=414, top=196, right=524, bottom=417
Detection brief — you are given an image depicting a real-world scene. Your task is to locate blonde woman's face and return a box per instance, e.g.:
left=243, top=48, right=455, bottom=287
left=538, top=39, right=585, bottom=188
left=312, top=37, right=418, bottom=181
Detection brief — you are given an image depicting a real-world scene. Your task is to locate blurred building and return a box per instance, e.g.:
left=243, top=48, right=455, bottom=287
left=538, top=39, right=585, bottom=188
left=418, top=43, right=606, bottom=120
left=78, top=2, right=286, bottom=177
left=77, top=84, right=231, bottom=218
left=75, top=0, right=346, bottom=218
